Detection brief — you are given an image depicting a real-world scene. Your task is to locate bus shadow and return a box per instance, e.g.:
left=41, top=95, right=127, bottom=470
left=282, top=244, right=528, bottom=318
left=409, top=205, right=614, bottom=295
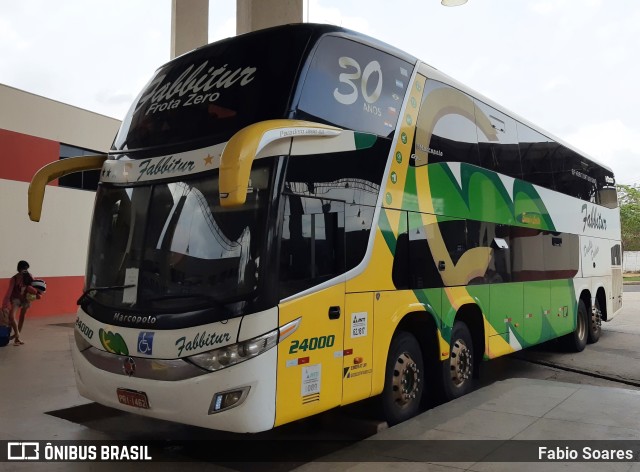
left=46, top=400, right=381, bottom=469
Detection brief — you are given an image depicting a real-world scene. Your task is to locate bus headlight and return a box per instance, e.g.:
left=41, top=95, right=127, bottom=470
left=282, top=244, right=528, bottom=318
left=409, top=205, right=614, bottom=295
left=187, top=330, right=278, bottom=372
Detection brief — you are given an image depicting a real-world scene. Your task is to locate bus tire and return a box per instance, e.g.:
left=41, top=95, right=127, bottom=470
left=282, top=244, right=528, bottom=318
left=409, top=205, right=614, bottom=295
left=442, top=321, right=475, bottom=401
left=588, top=298, right=602, bottom=344
left=562, top=299, right=588, bottom=352
left=381, top=331, right=424, bottom=426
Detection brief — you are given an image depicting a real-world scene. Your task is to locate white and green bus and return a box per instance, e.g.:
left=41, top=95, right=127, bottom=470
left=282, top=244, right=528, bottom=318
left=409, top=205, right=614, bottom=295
left=30, top=24, right=622, bottom=432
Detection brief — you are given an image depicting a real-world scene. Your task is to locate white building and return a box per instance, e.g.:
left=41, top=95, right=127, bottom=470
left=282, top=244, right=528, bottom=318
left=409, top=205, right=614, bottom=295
left=0, top=84, right=120, bottom=316
left=0, top=1, right=303, bottom=316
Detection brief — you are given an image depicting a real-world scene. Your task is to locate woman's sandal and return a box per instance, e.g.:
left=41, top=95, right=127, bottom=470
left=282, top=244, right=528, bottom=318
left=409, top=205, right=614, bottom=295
left=13, top=340, right=24, bottom=346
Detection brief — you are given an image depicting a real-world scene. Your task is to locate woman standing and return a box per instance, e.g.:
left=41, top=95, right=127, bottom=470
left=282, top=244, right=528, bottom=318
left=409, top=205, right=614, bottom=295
left=2, top=260, right=39, bottom=346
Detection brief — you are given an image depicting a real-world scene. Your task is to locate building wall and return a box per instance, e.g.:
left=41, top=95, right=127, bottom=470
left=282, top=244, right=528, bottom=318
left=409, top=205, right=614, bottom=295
left=624, top=251, right=640, bottom=273
left=0, top=84, right=121, bottom=316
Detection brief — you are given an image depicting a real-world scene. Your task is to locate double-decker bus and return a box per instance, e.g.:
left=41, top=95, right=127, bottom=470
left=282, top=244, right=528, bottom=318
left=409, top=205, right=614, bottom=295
left=29, top=24, right=622, bottom=433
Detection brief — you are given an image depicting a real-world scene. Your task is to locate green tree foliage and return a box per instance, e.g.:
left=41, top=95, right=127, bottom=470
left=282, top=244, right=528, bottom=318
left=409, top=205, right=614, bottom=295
left=618, top=184, right=640, bottom=251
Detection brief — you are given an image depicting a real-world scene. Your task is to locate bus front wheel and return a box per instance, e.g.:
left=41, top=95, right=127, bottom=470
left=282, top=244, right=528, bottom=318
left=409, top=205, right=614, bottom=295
left=381, top=331, right=424, bottom=426
left=442, top=321, right=475, bottom=401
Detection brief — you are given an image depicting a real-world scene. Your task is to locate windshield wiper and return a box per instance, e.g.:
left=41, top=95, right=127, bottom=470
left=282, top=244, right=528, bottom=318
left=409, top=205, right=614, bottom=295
left=76, top=284, right=136, bottom=305
left=142, top=293, right=231, bottom=312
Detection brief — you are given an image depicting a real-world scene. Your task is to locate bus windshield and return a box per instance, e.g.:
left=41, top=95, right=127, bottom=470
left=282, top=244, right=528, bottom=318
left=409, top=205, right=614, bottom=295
left=112, top=26, right=312, bottom=152
left=85, top=161, right=273, bottom=313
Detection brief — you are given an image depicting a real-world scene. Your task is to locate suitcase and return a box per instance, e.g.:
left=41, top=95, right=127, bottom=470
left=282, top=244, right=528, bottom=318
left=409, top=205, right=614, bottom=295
left=0, top=325, right=10, bottom=347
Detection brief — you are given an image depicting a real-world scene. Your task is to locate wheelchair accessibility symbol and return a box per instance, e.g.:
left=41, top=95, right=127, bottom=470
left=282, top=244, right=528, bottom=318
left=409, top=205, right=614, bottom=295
left=137, top=332, right=154, bottom=355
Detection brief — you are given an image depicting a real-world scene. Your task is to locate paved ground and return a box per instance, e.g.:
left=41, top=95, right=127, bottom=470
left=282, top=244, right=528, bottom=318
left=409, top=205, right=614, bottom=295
left=0, top=290, right=639, bottom=471
left=295, top=378, right=640, bottom=472
left=516, top=289, right=640, bottom=387
left=295, top=290, right=640, bottom=471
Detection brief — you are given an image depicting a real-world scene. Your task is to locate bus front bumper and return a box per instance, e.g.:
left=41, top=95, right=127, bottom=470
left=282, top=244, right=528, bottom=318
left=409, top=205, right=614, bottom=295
left=71, top=342, right=277, bottom=433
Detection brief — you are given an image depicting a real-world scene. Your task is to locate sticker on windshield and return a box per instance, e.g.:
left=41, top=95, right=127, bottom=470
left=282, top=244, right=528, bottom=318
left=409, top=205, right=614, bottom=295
left=122, top=268, right=138, bottom=304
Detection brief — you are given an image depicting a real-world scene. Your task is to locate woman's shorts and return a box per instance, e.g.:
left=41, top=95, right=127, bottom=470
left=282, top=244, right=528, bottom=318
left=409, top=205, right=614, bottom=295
left=11, top=298, right=31, bottom=309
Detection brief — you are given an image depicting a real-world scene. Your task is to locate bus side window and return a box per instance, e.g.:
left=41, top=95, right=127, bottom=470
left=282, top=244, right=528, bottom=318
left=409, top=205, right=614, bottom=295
left=414, top=80, right=480, bottom=168
left=283, top=143, right=390, bottom=275
left=595, top=168, right=618, bottom=209
left=474, top=100, right=522, bottom=180
left=598, top=186, right=618, bottom=209
left=345, top=204, right=374, bottom=271
left=552, top=147, right=597, bottom=202
left=437, top=218, right=467, bottom=267
left=279, top=195, right=345, bottom=299
left=391, top=211, right=450, bottom=290
left=517, top=123, right=555, bottom=191
left=488, top=223, right=512, bottom=283
left=611, top=244, right=622, bottom=266
left=391, top=211, right=409, bottom=289
left=409, top=221, right=443, bottom=289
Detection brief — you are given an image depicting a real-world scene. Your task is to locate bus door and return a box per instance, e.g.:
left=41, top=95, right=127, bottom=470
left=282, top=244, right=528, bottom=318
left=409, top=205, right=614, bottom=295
left=275, top=196, right=346, bottom=425
left=342, top=292, right=374, bottom=404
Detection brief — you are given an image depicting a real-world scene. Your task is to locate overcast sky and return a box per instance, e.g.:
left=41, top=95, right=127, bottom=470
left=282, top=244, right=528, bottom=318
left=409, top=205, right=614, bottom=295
left=1, top=0, right=639, bottom=185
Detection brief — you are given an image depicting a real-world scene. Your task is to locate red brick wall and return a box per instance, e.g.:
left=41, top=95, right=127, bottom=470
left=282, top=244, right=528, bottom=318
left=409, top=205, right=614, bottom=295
left=0, top=128, right=59, bottom=183
left=0, top=275, right=84, bottom=317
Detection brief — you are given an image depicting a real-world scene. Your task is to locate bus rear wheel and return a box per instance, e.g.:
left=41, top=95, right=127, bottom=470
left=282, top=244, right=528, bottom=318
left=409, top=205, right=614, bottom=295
left=442, top=321, right=475, bottom=401
left=588, top=298, right=602, bottom=344
left=562, top=299, right=588, bottom=352
left=381, top=331, right=424, bottom=426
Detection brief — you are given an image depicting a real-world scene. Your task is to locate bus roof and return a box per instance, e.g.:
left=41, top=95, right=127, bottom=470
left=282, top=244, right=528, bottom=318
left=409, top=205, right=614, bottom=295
left=167, top=23, right=418, bottom=72
left=133, top=22, right=612, bottom=175
left=417, top=61, right=613, bottom=174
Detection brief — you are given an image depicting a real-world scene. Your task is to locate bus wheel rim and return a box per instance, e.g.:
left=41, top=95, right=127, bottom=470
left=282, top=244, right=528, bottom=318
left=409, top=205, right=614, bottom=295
left=591, top=305, right=602, bottom=334
left=450, top=339, right=472, bottom=387
left=392, top=352, right=420, bottom=407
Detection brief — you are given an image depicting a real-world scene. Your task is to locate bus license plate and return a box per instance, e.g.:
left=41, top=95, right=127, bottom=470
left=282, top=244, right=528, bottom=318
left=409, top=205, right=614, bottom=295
left=117, top=388, right=150, bottom=409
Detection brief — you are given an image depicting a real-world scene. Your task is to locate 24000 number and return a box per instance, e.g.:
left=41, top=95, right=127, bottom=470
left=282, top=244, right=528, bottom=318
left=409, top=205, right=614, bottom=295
left=289, top=335, right=335, bottom=354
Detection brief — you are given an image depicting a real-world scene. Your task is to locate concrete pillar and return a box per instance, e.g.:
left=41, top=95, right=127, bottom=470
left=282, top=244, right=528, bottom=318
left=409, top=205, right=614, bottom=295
left=171, top=0, right=209, bottom=59
left=236, top=0, right=303, bottom=35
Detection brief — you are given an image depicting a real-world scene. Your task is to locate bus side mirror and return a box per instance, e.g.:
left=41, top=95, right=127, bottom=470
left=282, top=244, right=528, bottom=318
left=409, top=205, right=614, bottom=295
left=28, top=154, right=107, bottom=222
left=218, top=120, right=341, bottom=208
